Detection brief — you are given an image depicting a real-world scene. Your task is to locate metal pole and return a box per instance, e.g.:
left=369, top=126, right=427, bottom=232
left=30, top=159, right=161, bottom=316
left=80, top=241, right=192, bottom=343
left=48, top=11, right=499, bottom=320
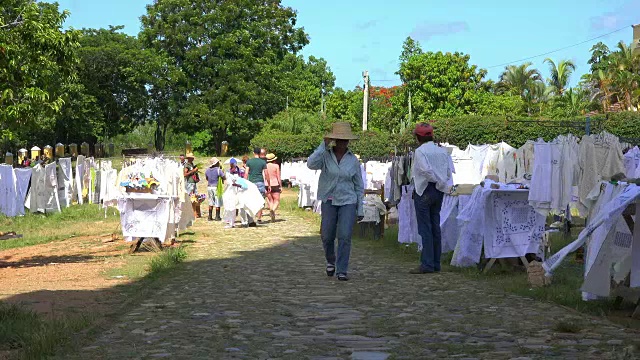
left=585, top=116, right=591, bottom=136
left=362, top=70, right=369, bottom=131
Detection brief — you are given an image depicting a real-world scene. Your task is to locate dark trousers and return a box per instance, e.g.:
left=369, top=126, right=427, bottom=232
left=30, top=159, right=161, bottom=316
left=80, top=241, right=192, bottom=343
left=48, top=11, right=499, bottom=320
left=413, top=183, right=444, bottom=272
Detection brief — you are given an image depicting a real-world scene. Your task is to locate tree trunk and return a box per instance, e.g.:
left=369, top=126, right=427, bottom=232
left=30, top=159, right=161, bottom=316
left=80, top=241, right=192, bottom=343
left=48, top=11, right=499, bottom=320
left=155, top=121, right=167, bottom=151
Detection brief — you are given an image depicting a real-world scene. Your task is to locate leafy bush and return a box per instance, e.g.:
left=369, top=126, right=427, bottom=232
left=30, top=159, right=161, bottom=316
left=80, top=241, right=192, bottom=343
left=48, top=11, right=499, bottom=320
left=251, top=131, right=320, bottom=159
left=349, top=131, right=395, bottom=159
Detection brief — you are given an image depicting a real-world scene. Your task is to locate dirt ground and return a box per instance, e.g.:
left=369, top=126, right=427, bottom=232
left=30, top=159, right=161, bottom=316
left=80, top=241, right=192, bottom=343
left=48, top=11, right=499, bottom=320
left=0, top=231, right=138, bottom=316
left=0, top=180, right=292, bottom=320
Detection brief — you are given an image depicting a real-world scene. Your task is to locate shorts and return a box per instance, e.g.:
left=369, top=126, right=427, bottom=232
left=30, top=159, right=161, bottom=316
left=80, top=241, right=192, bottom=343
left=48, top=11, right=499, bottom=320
left=255, top=182, right=266, bottom=197
left=269, top=185, right=282, bottom=193
left=207, top=187, right=223, bottom=207
left=185, top=183, right=197, bottom=195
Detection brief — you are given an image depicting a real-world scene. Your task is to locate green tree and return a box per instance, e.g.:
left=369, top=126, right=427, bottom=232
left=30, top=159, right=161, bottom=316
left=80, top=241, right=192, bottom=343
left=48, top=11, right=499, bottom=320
left=77, top=26, right=155, bottom=140
left=497, top=62, right=543, bottom=99
left=544, top=58, right=576, bottom=96
left=0, top=0, right=80, bottom=149
left=140, top=0, right=309, bottom=154
left=398, top=51, right=488, bottom=118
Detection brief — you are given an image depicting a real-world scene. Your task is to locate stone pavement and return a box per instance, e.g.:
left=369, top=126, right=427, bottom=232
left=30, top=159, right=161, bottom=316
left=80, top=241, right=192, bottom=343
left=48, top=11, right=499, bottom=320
left=69, top=211, right=639, bottom=360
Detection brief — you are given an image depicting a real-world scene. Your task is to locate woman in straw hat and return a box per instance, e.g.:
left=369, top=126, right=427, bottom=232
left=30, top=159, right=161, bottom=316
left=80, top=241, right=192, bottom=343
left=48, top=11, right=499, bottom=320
left=307, top=122, right=364, bottom=281
left=265, top=153, right=282, bottom=222
left=205, top=157, right=225, bottom=221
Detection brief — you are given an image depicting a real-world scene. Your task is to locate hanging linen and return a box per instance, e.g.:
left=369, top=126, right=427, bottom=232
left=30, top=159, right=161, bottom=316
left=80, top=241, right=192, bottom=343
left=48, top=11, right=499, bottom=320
left=75, top=155, right=85, bottom=204
left=543, top=184, right=640, bottom=276
left=44, top=162, right=61, bottom=213
left=14, top=168, right=32, bottom=216
left=397, top=185, right=420, bottom=249
left=57, top=158, right=72, bottom=208
left=623, top=146, right=640, bottom=178
left=440, top=194, right=472, bottom=253
left=465, top=144, right=489, bottom=184
left=515, top=140, right=535, bottom=183
left=0, top=164, right=18, bottom=217
left=451, top=185, right=489, bottom=267
left=25, top=165, right=46, bottom=213
left=528, top=141, right=553, bottom=215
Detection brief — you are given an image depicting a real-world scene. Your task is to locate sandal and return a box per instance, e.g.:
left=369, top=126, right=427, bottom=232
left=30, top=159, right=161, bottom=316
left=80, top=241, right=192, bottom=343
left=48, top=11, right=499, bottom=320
left=326, top=264, right=335, bottom=277
left=337, top=273, right=349, bottom=281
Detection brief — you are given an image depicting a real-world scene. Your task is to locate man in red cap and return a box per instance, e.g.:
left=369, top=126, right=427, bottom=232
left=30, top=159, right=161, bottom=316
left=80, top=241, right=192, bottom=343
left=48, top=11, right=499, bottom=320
left=410, top=122, right=452, bottom=274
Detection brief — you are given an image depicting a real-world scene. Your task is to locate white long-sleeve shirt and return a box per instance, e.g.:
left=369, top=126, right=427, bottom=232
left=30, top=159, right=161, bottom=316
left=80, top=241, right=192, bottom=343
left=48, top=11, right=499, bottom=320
left=412, top=142, right=452, bottom=196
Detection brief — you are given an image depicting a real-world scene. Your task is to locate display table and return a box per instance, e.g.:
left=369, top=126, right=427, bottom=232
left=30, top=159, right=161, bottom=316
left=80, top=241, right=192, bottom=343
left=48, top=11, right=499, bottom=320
left=117, top=193, right=176, bottom=253
left=452, top=187, right=545, bottom=271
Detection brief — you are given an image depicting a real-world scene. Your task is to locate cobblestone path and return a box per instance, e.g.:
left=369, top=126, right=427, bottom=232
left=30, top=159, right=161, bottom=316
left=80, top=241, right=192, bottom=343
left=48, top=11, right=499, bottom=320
left=71, top=211, right=639, bottom=360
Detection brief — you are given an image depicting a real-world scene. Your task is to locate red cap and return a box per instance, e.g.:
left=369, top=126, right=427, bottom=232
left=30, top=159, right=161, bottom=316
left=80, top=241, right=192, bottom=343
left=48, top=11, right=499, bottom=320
left=414, top=123, right=433, bottom=137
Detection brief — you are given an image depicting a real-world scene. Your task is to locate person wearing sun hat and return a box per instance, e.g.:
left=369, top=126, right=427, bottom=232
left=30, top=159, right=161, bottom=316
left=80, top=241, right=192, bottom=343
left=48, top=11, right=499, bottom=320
left=264, top=153, right=282, bottom=222
left=410, top=122, right=452, bottom=274
left=205, top=157, right=225, bottom=221
left=307, top=122, right=364, bottom=282
left=183, top=152, right=200, bottom=218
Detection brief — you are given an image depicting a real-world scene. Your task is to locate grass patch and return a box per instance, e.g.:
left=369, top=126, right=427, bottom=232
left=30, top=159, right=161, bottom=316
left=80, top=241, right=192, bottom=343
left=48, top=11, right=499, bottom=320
left=553, top=319, right=583, bottom=333
left=148, top=246, right=187, bottom=276
left=0, top=302, right=92, bottom=360
left=0, top=204, right=119, bottom=251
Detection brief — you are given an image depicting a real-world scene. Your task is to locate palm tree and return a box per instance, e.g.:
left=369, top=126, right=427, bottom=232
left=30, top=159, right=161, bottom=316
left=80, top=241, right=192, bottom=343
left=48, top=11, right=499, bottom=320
left=498, top=62, right=543, bottom=98
left=581, top=70, right=614, bottom=112
left=544, top=58, right=576, bottom=96
left=608, top=41, right=640, bottom=110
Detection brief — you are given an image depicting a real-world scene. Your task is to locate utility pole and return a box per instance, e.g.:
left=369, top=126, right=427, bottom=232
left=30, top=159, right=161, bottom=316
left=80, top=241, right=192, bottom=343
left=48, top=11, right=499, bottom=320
left=320, top=81, right=325, bottom=118
left=362, top=70, right=369, bottom=131
left=408, top=89, right=412, bottom=123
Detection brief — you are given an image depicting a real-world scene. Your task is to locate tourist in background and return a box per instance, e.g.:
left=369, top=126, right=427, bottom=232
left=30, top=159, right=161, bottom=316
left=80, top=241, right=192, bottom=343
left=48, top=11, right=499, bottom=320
left=244, top=148, right=267, bottom=226
left=205, top=157, right=225, bottom=221
left=183, top=153, right=200, bottom=218
left=410, top=123, right=452, bottom=274
left=229, top=158, right=244, bottom=178
left=265, top=153, right=282, bottom=222
left=307, top=122, right=364, bottom=281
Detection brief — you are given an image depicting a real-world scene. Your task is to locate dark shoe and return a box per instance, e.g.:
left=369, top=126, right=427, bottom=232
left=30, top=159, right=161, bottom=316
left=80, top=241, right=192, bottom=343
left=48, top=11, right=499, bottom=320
left=337, top=273, right=349, bottom=281
left=215, top=209, right=221, bottom=221
left=326, top=264, right=335, bottom=277
left=409, top=267, right=434, bottom=274
left=208, top=207, right=213, bottom=221
left=248, top=222, right=257, bottom=228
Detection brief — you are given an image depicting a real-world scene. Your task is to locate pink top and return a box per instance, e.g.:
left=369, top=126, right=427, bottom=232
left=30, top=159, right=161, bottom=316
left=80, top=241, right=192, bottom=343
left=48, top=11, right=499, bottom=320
left=265, top=163, right=281, bottom=187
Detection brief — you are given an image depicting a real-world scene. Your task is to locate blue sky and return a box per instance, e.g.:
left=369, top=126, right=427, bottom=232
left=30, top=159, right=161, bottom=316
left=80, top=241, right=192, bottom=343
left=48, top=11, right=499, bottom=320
left=56, top=0, right=639, bottom=90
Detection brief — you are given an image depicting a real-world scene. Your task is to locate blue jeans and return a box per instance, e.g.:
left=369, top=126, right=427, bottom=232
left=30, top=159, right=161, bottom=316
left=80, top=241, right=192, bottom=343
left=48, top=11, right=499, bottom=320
left=255, top=182, right=266, bottom=197
left=320, top=201, right=357, bottom=275
left=413, top=183, right=444, bottom=272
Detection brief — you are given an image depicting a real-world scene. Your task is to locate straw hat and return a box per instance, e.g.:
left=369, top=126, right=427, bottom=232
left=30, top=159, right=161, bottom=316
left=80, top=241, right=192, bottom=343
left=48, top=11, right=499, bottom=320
left=325, top=122, right=358, bottom=140
left=266, top=153, right=277, bottom=162
left=185, top=152, right=195, bottom=159
left=209, top=157, right=220, bottom=167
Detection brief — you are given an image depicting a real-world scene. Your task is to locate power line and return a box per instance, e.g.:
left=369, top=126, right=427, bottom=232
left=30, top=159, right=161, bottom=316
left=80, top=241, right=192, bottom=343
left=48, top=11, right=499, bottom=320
left=486, top=25, right=631, bottom=69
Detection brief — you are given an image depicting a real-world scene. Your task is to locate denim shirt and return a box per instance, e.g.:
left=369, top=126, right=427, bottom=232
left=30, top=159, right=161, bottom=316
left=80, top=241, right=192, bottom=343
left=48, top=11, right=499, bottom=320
left=307, top=141, right=364, bottom=216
